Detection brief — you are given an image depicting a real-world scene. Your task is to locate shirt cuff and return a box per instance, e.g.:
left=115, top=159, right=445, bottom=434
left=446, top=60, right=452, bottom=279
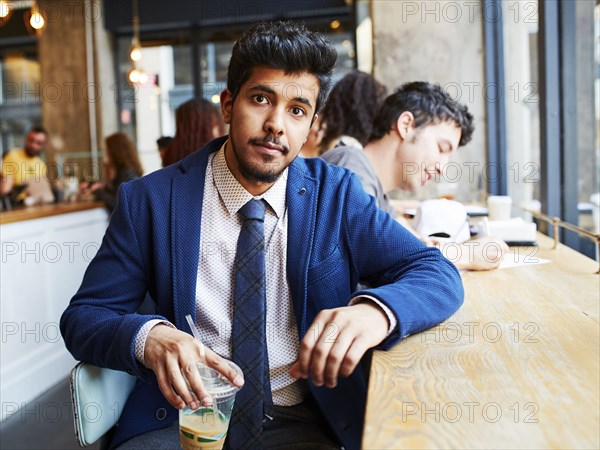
left=134, top=319, right=176, bottom=366
left=349, top=295, right=398, bottom=336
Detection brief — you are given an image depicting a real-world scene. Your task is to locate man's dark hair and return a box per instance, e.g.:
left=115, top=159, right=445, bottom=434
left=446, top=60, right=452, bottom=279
left=156, top=136, right=173, bottom=148
left=369, top=82, right=474, bottom=146
left=227, top=21, right=338, bottom=115
left=29, top=126, right=48, bottom=136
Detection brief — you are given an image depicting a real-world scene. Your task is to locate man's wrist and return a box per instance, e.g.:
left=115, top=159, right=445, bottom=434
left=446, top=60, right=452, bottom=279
left=134, top=320, right=175, bottom=366
left=349, top=295, right=397, bottom=335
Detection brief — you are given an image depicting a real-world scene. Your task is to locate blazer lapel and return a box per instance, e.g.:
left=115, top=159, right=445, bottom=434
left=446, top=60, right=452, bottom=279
left=286, top=159, right=319, bottom=334
left=170, top=137, right=226, bottom=330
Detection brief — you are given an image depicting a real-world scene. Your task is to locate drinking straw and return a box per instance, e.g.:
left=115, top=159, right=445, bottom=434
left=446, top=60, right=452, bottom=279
left=185, top=314, right=207, bottom=365
left=185, top=314, right=218, bottom=415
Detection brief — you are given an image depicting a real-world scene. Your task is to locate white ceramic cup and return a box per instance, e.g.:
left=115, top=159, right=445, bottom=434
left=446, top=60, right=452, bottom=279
left=487, top=195, right=512, bottom=220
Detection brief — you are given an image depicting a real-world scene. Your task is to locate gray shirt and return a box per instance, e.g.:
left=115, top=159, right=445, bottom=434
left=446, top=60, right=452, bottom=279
left=321, top=145, right=397, bottom=218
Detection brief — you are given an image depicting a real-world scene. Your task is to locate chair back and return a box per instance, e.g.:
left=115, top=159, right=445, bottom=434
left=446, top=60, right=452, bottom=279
left=69, top=362, right=136, bottom=447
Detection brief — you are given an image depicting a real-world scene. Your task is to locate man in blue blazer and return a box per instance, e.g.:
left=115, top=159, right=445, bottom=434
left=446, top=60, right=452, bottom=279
left=61, top=22, right=463, bottom=450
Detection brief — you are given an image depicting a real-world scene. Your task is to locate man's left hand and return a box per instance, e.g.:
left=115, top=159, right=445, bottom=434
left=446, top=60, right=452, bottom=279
left=289, top=302, right=388, bottom=388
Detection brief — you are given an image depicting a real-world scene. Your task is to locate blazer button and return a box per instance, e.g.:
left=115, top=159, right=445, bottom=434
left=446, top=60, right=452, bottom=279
left=155, top=408, right=167, bottom=420
left=299, top=187, right=307, bottom=195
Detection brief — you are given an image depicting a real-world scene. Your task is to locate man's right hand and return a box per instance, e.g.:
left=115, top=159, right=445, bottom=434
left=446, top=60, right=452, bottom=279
left=144, top=324, right=244, bottom=410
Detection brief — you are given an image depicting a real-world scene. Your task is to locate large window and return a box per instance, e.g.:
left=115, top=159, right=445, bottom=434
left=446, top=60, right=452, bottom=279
left=114, top=19, right=357, bottom=174
left=574, top=0, right=599, bottom=254
left=0, top=48, right=40, bottom=156
left=115, top=31, right=195, bottom=173
left=501, top=1, right=540, bottom=219
left=489, top=0, right=598, bottom=258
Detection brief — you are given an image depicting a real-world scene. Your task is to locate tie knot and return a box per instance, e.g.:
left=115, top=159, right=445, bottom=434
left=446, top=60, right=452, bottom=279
left=239, top=199, right=266, bottom=222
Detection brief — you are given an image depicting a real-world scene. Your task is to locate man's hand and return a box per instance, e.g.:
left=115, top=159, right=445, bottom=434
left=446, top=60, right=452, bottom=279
left=289, top=302, right=389, bottom=388
left=144, top=325, right=244, bottom=410
left=440, top=236, right=509, bottom=271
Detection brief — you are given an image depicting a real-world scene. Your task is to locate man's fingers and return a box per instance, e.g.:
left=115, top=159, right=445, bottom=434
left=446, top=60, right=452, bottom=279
left=182, top=361, right=209, bottom=408
left=322, top=330, right=355, bottom=388
left=309, top=318, right=343, bottom=387
left=155, top=365, right=185, bottom=410
left=208, top=351, right=244, bottom=387
left=168, top=358, right=197, bottom=409
left=296, top=320, right=322, bottom=378
left=339, top=337, right=370, bottom=378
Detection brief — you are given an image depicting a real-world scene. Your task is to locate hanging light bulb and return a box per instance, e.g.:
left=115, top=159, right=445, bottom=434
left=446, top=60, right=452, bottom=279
left=138, top=71, right=148, bottom=84
left=128, top=68, right=142, bottom=84
left=30, top=4, right=45, bottom=30
left=0, top=1, right=10, bottom=19
left=129, top=0, right=142, bottom=62
left=129, top=44, right=142, bottom=62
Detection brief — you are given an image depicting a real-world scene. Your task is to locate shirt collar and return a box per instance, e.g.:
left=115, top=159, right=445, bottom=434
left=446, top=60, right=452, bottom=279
left=212, top=141, right=287, bottom=218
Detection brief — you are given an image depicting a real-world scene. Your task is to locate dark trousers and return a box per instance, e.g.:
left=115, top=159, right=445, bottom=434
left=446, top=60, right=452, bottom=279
left=117, top=397, right=341, bottom=450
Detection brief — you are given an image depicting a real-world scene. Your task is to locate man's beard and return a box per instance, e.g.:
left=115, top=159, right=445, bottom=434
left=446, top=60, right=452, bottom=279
left=232, top=135, right=291, bottom=184
left=24, top=146, right=39, bottom=157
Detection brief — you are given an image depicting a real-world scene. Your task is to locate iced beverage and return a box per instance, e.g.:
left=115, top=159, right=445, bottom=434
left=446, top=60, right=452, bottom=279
left=180, top=407, right=229, bottom=450
left=179, top=362, right=241, bottom=450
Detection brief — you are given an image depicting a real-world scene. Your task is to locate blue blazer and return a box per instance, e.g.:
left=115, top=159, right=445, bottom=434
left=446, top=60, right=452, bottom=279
left=61, top=136, right=463, bottom=450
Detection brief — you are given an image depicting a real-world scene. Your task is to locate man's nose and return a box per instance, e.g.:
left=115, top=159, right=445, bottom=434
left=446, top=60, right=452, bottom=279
left=437, top=154, right=451, bottom=172
left=263, top=107, right=285, bottom=136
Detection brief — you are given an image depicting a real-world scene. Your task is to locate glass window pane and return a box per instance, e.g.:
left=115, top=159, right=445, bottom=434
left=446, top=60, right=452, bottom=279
left=200, top=40, right=234, bottom=104
left=116, top=34, right=194, bottom=174
left=0, top=49, right=41, bottom=156
left=502, top=0, right=540, bottom=219
left=575, top=0, right=599, bottom=256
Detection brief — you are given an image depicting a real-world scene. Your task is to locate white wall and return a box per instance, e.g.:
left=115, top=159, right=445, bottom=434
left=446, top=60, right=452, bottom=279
left=1, top=208, right=109, bottom=421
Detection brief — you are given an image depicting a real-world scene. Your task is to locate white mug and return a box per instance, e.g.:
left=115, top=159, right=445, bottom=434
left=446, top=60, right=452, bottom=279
left=487, top=195, right=512, bottom=220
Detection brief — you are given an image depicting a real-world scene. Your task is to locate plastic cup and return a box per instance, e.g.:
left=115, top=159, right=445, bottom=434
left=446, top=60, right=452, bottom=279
left=179, top=361, right=242, bottom=450
left=487, top=195, right=513, bottom=220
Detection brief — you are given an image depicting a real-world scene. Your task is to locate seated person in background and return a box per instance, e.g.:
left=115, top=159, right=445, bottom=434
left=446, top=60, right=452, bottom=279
left=80, top=132, right=143, bottom=212
left=162, top=98, right=226, bottom=166
left=322, top=82, right=508, bottom=271
left=0, top=170, right=14, bottom=196
left=61, top=21, right=464, bottom=450
left=317, top=70, right=388, bottom=153
left=298, top=116, right=324, bottom=158
left=156, top=136, right=173, bottom=165
left=1, top=126, right=50, bottom=201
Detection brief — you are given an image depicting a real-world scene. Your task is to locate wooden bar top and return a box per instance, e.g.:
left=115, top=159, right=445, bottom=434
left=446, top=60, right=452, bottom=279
left=363, top=234, right=599, bottom=449
left=0, top=201, right=105, bottom=225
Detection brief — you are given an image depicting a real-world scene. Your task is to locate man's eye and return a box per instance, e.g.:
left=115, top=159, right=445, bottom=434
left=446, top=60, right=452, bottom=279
left=291, top=107, right=305, bottom=116
left=254, top=95, right=268, bottom=103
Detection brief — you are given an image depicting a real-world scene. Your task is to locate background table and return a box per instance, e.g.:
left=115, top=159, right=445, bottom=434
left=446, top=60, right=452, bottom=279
left=363, top=234, right=599, bottom=449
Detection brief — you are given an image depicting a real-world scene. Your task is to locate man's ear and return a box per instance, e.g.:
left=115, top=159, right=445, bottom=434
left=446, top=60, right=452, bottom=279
left=396, top=111, right=415, bottom=141
left=220, top=89, right=233, bottom=124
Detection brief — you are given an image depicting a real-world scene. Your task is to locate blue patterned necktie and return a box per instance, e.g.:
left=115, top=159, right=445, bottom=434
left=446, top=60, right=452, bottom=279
left=228, top=199, right=272, bottom=449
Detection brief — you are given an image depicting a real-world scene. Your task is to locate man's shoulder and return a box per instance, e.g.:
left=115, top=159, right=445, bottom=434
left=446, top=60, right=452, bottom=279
left=292, top=153, right=354, bottom=185
left=3, top=148, right=26, bottom=161
left=320, top=146, right=373, bottom=181
left=320, top=145, right=367, bottom=166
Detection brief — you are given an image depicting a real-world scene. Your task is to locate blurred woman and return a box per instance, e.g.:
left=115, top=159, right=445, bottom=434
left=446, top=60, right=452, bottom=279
left=162, top=98, right=226, bottom=166
left=318, top=71, right=388, bottom=153
left=81, top=132, right=143, bottom=212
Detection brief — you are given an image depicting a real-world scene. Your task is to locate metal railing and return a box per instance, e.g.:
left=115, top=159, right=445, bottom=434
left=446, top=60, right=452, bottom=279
left=520, top=207, right=600, bottom=274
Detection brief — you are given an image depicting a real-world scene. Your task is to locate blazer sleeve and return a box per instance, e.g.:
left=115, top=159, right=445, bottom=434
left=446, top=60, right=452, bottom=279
left=342, top=173, right=464, bottom=350
left=60, top=182, right=166, bottom=377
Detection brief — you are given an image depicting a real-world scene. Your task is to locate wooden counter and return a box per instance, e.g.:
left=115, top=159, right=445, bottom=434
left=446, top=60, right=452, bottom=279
left=363, top=234, right=599, bottom=449
left=0, top=201, right=105, bottom=225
